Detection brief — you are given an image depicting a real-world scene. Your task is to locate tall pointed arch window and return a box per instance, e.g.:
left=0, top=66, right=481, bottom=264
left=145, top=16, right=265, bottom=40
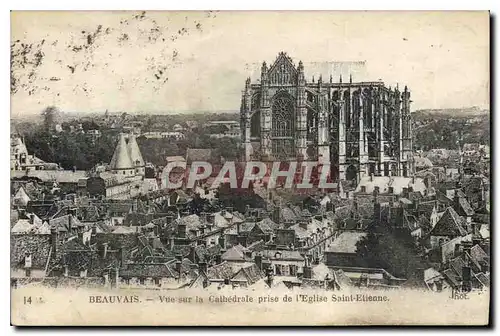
left=272, top=94, right=294, bottom=137
left=271, top=93, right=295, bottom=159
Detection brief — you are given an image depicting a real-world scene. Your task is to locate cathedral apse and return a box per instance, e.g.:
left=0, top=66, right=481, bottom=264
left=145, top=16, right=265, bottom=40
left=240, top=52, right=414, bottom=183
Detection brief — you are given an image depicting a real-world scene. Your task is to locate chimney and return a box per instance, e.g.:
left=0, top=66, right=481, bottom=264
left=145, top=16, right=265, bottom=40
left=119, top=246, right=126, bottom=266
left=166, top=215, right=174, bottom=225
left=218, top=229, right=226, bottom=249
left=170, top=236, right=175, bottom=250
left=272, top=207, right=281, bottom=224
left=220, top=209, right=227, bottom=216
left=461, top=266, right=472, bottom=293
left=207, top=214, right=215, bottom=225
left=402, top=187, right=408, bottom=197
left=199, top=261, right=207, bottom=274
left=463, top=241, right=473, bottom=258
left=374, top=202, right=381, bottom=224
left=237, top=222, right=241, bottom=235
left=370, top=173, right=374, bottom=182
left=50, top=225, right=58, bottom=257
left=453, top=192, right=461, bottom=210
left=265, top=265, right=274, bottom=288
left=175, top=259, right=182, bottom=281
left=254, top=254, right=263, bottom=270
left=189, top=244, right=197, bottom=263
left=78, top=231, right=84, bottom=244
left=472, top=224, right=482, bottom=244
left=303, top=256, right=312, bottom=279
left=177, top=223, right=186, bottom=238
left=68, top=215, right=73, bottom=233
left=29, top=214, right=35, bottom=225
left=18, top=208, right=26, bottom=218
left=102, top=243, right=109, bottom=259
left=356, top=221, right=363, bottom=230
left=216, top=252, right=222, bottom=264
left=299, top=221, right=308, bottom=230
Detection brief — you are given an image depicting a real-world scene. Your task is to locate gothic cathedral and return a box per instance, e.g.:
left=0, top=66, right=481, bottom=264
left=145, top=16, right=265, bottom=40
left=240, top=52, right=414, bottom=182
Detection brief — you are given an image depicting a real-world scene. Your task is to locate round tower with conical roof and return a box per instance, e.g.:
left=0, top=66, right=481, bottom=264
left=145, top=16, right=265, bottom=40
left=109, top=133, right=135, bottom=176
left=127, top=134, right=145, bottom=176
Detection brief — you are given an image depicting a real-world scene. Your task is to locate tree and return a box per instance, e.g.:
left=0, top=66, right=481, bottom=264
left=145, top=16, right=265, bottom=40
left=41, top=106, right=60, bottom=132
left=355, top=222, right=427, bottom=278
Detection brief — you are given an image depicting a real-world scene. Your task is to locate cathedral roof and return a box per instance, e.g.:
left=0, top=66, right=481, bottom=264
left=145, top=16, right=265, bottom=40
left=109, top=133, right=133, bottom=170
left=127, top=134, right=145, bottom=167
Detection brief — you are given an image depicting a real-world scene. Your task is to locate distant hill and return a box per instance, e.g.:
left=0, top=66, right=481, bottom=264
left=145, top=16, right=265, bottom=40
left=412, top=107, right=490, bottom=151
left=413, top=106, right=489, bottom=118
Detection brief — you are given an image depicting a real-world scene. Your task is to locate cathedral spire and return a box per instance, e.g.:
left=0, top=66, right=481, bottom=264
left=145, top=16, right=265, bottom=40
left=349, top=74, right=352, bottom=84
left=329, top=74, right=333, bottom=83
left=339, top=74, right=342, bottom=83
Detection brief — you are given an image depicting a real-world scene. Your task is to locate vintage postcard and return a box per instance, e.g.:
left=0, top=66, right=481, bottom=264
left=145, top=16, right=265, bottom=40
left=10, top=10, right=490, bottom=326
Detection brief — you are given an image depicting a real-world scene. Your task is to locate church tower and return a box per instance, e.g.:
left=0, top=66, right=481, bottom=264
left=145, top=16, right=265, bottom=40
left=127, top=134, right=145, bottom=176
left=401, top=86, right=413, bottom=176
left=109, top=133, right=134, bottom=176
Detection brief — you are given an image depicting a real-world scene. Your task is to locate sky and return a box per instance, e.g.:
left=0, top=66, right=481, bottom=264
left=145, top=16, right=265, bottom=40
left=11, top=11, right=489, bottom=118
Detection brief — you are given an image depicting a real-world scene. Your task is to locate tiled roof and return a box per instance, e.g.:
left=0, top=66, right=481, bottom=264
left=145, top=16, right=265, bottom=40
left=475, top=272, right=490, bottom=287
left=50, top=214, right=83, bottom=233
left=11, top=214, right=44, bottom=234
left=455, top=197, right=475, bottom=217
left=221, top=244, right=250, bottom=262
left=404, top=213, right=419, bottom=231
left=449, top=256, right=466, bottom=276
left=207, top=261, right=244, bottom=280
left=442, top=269, right=461, bottom=287
left=260, top=249, right=304, bottom=261
left=418, top=201, right=436, bottom=220
left=430, top=207, right=467, bottom=237
left=120, top=263, right=176, bottom=278
left=176, top=214, right=202, bottom=231
left=470, top=245, right=489, bottom=266
left=234, top=263, right=264, bottom=284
